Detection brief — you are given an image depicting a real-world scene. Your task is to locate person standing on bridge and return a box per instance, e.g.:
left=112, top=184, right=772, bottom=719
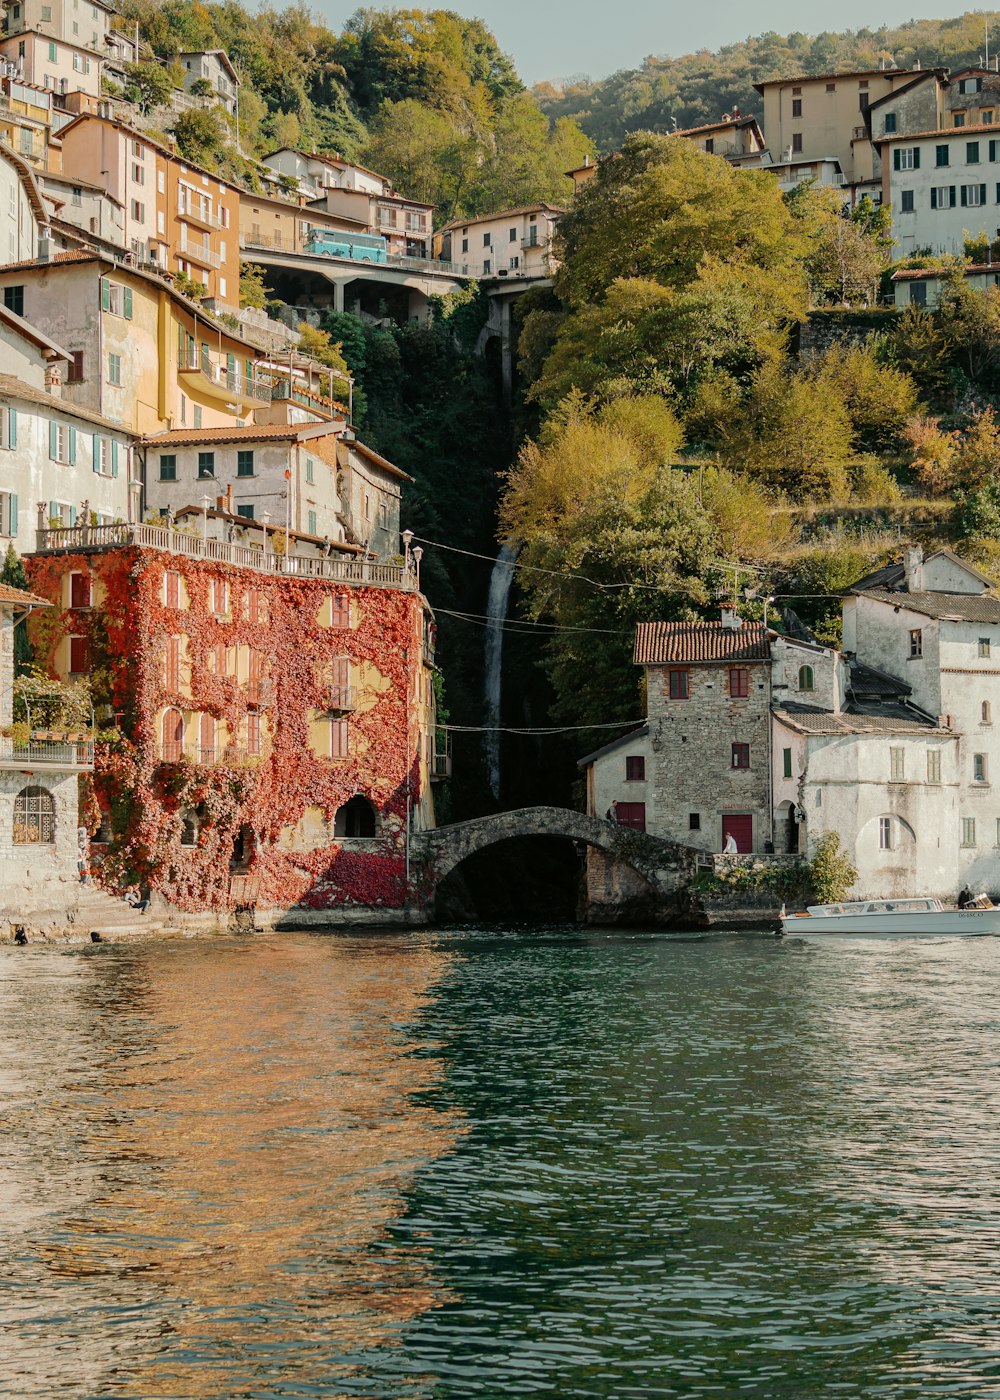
left=605, top=801, right=618, bottom=825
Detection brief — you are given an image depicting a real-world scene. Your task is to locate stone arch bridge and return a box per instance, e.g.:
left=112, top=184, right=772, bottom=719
left=411, top=806, right=703, bottom=905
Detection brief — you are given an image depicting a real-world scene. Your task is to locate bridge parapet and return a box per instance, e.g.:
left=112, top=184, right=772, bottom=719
left=412, top=806, right=702, bottom=895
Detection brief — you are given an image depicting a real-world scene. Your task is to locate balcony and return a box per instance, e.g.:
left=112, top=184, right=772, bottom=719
left=34, top=521, right=419, bottom=591
left=245, top=677, right=274, bottom=706
left=431, top=746, right=452, bottom=781
left=0, top=736, right=95, bottom=771
left=328, top=684, right=356, bottom=711
left=178, top=351, right=272, bottom=406
left=180, top=202, right=223, bottom=232
left=182, top=239, right=221, bottom=269
left=521, top=235, right=548, bottom=250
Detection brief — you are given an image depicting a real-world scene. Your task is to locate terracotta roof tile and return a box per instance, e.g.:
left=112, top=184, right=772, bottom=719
left=141, top=424, right=304, bottom=446
left=0, top=582, right=50, bottom=608
left=634, top=620, right=770, bottom=665
left=0, top=374, right=134, bottom=433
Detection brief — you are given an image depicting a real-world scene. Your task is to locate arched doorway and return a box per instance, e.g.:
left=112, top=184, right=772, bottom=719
left=334, top=795, right=377, bottom=838
left=13, top=785, right=55, bottom=845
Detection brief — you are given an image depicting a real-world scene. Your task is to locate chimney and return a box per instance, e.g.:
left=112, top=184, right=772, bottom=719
left=226, top=483, right=234, bottom=512
left=720, top=606, right=743, bottom=632
left=216, top=494, right=225, bottom=511
left=903, top=546, right=925, bottom=592
left=44, top=361, right=62, bottom=398
left=37, top=234, right=52, bottom=263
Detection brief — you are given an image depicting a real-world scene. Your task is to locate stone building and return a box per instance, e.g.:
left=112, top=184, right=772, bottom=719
left=631, top=615, right=772, bottom=853
left=25, top=522, right=442, bottom=916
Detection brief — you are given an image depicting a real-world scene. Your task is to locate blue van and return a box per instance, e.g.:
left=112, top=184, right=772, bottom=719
left=305, top=229, right=388, bottom=264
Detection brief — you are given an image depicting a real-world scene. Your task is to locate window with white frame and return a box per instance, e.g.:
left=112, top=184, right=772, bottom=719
left=879, top=816, right=893, bottom=849
left=890, top=747, right=905, bottom=781
left=962, top=816, right=977, bottom=847
left=927, top=748, right=941, bottom=784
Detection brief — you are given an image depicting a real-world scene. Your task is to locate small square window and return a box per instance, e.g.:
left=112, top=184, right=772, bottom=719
left=731, top=742, right=750, bottom=769
left=729, top=667, right=749, bottom=697
left=979, top=638, right=991, bottom=657
left=901, top=190, right=914, bottom=212
left=689, top=812, right=701, bottom=830
left=237, top=450, right=254, bottom=477
left=236, top=504, right=254, bottom=520
left=625, top=755, right=645, bottom=781
left=668, top=669, right=688, bottom=699
left=159, top=454, right=176, bottom=481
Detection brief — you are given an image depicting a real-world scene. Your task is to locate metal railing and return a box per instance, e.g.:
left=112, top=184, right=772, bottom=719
left=0, top=737, right=95, bottom=769
left=328, top=684, right=356, bottom=711
left=431, top=749, right=452, bottom=780
left=177, top=353, right=272, bottom=401
left=180, top=203, right=224, bottom=230
left=245, top=678, right=273, bottom=706
left=35, top=521, right=419, bottom=590
left=182, top=240, right=222, bottom=269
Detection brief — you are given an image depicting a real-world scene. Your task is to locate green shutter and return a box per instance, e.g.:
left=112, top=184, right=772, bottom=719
left=49, top=500, right=57, bottom=522
left=10, top=493, right=18, bottom=537
left=49, top=420, right=58, bottom=459
left=950, top=186, right=956, bottom=207
left=68, top=426, right=76, bottom=465
left=123, top=286, right=133, bottom=319
left=931, top=188, right=938, bottom=209
left=982, top=183, right=987, bottom=206
left=8, top=408, right=15, bottom=448
left=101, top=277, right=110, bottom=311
left=93, top=432, right=101, bottom=472
left=961, top=186, right=968, bottom=206
left=69, top=506, right=77, bottom=526
left=111, top=440, right=119, bottom=478
left=893, top=149, right=900, bottom=170
left=913, top=147, right=920, bottom=169
left=991, top=139, right=998, bottom=161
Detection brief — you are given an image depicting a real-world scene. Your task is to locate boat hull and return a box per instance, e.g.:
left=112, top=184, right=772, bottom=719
left=781, top=909, right=1000, bottom=938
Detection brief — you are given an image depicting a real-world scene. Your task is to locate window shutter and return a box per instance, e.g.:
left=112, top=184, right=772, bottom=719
left=931, top=187, right=938, bottom=209
left=100, top=277, right=110, bottom=311
left=68, top=426, right=76, bottom=464
left=893, top=149, right=901, bottom=170
left=9, top=493, right=18, bottom=537
left=8, top=408, right=15, bottom=448
left=913, top=147, right=920, bottom=169
left=992, top=139, right=998, bottom=161
left=981, top=183, right=987, bottom=205
left=69, top=505, right=77, bottom=526
left=93, top=433, right=100, bottom=472
left=123, top=286, right=133, bottom=319
left=111, top=440, right=119, bottom=477
left=961, top=185, right=968, bottom=206
left=49, top=500, right=57, bottom=522
left=950, top=186, right=957, bottom=207
left=49, top=420, right=58, bottom=459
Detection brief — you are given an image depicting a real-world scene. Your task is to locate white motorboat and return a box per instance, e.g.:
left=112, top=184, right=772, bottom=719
left=779, top=894, right=1000, bottom=939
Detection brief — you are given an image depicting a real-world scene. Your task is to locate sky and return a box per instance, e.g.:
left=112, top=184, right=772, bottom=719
left=319, top=1, right=993, bottom=85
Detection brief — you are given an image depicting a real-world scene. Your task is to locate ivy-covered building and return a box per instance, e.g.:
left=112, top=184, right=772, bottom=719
left=25, top=522, right=442, bottom=919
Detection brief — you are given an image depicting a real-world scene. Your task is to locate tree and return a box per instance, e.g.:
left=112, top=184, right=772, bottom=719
left=296, top=323, right=349, bottom=377
left=120, top=59, right=174, bottom=113
left=811, top=344, right=920, bottom=451
left=189, top=75, right=214, bottom=98
left=0, top=545, right=31, bottom=672
left=172, top=106, right=226, bottom=162
left=790, top=183, right=889, bottom=306
left=734, top=365, right=855, bottom=499
left=239, top=263, right=272, bottom=311
left=809, top=832, right=857, bottom=903
left=903, top=415, right=960, bottom=495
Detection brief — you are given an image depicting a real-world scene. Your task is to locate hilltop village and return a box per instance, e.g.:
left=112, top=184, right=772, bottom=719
left=5, top=2, right=1000, bottom=929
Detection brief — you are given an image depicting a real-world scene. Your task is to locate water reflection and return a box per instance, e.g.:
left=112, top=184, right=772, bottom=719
left=0, top=936, right=459, bottom=1398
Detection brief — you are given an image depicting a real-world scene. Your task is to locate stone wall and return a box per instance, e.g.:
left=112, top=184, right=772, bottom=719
left=798, top=309, right=897, bottom=361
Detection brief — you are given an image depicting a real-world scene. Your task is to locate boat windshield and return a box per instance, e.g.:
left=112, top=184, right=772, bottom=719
left=806, top=898, right=941, bottom=916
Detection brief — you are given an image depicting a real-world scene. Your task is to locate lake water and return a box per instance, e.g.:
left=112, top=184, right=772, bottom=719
left=4, top=927, right=1000, bottom=1398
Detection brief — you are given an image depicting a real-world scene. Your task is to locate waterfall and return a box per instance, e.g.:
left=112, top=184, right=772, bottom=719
left=483, top=542, right=517, bottom=800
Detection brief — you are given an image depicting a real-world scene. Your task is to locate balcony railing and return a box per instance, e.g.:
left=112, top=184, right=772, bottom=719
left=182, top=240, right=222, bottom=269
left=431, top=748, right=452, bottom=781
left=180, top=203, right=224, bottom=231
left=329, top=684, right=356, bottom=711
left=177, top=353, right=272, bottom=402
left=245, top=678, right=273, bottom=706
left=35, top=521, right=419, bottom=591
left=0, top=737, right=95, bottom=770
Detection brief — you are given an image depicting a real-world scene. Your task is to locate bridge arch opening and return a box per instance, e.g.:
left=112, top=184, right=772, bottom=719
left=435, top=835, right=585, bottom=922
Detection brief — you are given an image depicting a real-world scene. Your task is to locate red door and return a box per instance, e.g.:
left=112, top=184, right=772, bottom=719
left=616, top=802, right=646, bottom=832
left=722, top=814, right=752, bottom=852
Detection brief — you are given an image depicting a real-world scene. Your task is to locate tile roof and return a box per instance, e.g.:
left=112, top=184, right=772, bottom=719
left=439, top=203, right=566, bottom=233
left=0, top=249, right=96, bottom=273
left=141, top=424, right=305, bottom=446
left=774, top=703, right=941, bottom=735
left=874, top=122, right=1000, bottom=143
left=348, top=439, right=413, bottom=482
left=0, top=582, right=50, bottom=609
left=849, top=660, right=912, bottom=698
left=634, top=620, right=770, bottom=665
left=753, top=66, right=933, bottom=93
left=849, top=549, right=994, bottom=592
left=577, top=724, right=649, bottom=769
left=673, top=116, right=763, bottom=139
left=0, top=374, right=135, bottom=433
left=857, top=588, right=1000, bottom=623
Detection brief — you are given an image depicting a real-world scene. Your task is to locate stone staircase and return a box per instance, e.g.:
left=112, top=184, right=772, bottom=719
left=68, top=885, right=179, bottom=941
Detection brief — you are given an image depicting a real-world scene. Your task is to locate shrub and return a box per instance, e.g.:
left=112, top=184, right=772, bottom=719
left=809, top=832, right=857, bottom=904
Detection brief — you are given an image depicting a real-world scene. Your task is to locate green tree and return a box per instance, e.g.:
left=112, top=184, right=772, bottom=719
left=811, top=344, right=920, bottom=452
left=172, top=106, right=226, bottom=162
left=809, top=832, right=858, bottom=903
left=120, top=59, right=174, bottom=112
left=734, top=365, right=855, bottom=499
left=239, top=263, right=272, bottom=310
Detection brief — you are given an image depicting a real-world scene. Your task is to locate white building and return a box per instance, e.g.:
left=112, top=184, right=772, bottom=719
left=178, top=50, right=240, bottom=116
left=586, top=548, right=1000, bottom=900
left=875, top=124, right=1000, bottom=255
left=435, top=204, right=564, bottom=279
left=0, top=136, right=46, bottom=265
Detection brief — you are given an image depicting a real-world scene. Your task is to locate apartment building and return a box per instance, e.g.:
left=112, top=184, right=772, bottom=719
left=238, top=187, right=365, bottom=255
left=0, top=25, right=102, bottom=99
left=178, top=49, right=239, bottom=116
left=754, top=67, right=942, bottom=196
left=0, top=137, right=46, bottom=263
left=435, top=204, right=564, bottom=279
left=263, top=148, right=434, bottom=258
left=57, top=114, right=240, bottom=303
left=672, top=114, right=766, bottom=163
left=875, top=124, right=1000, bottom=255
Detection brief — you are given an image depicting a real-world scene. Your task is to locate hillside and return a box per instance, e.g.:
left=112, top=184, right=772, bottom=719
left=111, top=3, right=590, bottom=219
left=533, top=10, right=1000, bottom=150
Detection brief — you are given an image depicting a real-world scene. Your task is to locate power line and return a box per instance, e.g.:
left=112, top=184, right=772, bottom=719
left=435, top=606, right=623, bottom=635
left=443, top=719, right=646, bottom=735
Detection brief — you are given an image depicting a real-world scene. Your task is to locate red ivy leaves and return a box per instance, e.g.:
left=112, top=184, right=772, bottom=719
left=27, top=549, right=427, bottom=913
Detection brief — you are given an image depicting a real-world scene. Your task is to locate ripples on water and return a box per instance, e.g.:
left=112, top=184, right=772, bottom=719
left=3, top=929, right=1000, bottom=1398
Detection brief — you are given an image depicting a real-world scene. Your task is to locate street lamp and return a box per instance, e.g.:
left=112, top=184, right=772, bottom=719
left=412, top=544, right=423, bottom=590
left=200, top=494, right=211, bottom=545
left=261, top=510, right=271, bottom=555
left=401, top=528, right=414, bottom=570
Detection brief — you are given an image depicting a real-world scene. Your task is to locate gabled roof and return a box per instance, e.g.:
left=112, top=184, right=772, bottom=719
left=848, top=659, right=912, bottom=699
left=0, top=136, right=50, bottom=228
left=774, top=703, right=942, bottom=735
left=141, top=424, right=307, bottom=446
left=634, top=619, right=770, bottom=665
left=674, top=115, right=765, bottom=145
left=848, top=548, right=993, bottom=594
left=0, top=373, right=134, bottom=433
left=578, top=724, right=649, bottom=769
left=855, top=590, right=1000, bottom=623
left=866, top=70, right=946, bottom=114
left=874, top=122, right=1000, bottom=144
left=348, top=439, right=413, bottom=483
left=179, top=49, right=240, bottom=84
left=439, top=203, right=566, bottom=234
left=0, top=583, right=50, bottom=610
left=0, top=303, right=71, bottom=361
left=754, top=66, right=933, bottom=94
